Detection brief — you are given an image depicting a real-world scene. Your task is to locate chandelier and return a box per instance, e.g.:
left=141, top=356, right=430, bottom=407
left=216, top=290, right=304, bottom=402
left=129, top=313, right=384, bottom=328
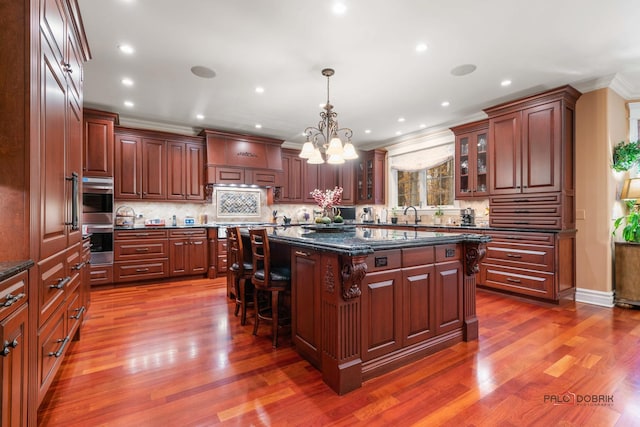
left=299, top=68, right=358, bottom=164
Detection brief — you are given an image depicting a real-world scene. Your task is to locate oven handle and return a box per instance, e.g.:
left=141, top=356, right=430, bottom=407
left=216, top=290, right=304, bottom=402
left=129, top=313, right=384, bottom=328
left=85, top=224, right=114, bottom=232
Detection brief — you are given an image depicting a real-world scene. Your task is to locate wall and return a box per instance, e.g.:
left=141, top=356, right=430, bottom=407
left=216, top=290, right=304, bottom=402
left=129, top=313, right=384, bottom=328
left=575, top=87, right=628, bottom=301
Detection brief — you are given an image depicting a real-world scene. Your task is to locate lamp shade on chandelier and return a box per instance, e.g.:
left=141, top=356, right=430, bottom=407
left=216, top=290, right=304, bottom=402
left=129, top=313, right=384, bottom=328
left=299, top=68, right=358, bottom=164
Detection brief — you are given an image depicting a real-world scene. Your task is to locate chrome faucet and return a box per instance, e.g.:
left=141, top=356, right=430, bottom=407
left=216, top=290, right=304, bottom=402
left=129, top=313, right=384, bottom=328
left=404, top=206, right=421, bottom=225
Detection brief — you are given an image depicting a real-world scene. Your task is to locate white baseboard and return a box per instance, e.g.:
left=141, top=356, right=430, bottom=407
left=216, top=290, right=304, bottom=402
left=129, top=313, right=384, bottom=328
left=574, top=288, right=615, bottom=307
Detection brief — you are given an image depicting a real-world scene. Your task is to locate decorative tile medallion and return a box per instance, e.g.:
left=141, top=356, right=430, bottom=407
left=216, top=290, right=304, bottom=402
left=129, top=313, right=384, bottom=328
left=216, top=190, right=260, bottom=217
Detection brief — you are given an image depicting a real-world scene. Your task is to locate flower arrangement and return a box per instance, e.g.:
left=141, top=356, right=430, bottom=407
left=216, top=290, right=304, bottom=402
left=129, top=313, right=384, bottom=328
left=310, top=186, right=343, bottom=210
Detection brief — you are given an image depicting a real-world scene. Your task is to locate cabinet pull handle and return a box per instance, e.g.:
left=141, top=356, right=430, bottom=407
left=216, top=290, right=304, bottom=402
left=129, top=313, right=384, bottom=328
left=135, top=233, right=150, bottom=237
left=514, top=199, right=530, bottom=203
left=514, top=221, right=530, bottom=225
left=135, top=268, right=150, bottom=273
left=295, top=250, right=311, bottom=257
left=135, top=248, right=150, bottom=252
left=70, top=306, right=86, bottom=320
left=1, top=339, right=19, bottom=357
left=506, top=277, right=521, bottom=283
left=72, top=261, right=86, bottom=270
left=48, top=337, right=70, bottom=358
left=504, top=236, right=522, bottom=240
left=3, top=292, right=25, bottom=307
left=506, top=254, right=522, bottom=259
left=514, top=209, right=530, bottom=214
left=65, top=172, right=79, bottom=230
left=50, top=276, right=71, bottom=290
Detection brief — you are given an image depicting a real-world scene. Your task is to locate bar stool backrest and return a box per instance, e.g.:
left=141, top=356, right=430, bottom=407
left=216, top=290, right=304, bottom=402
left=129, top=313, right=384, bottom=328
left=249, top=228, right=270, bottom=289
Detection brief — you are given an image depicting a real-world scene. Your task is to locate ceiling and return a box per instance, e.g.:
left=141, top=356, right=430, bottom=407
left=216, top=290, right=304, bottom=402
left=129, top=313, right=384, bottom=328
left=78, top=0, right=640, bottom=150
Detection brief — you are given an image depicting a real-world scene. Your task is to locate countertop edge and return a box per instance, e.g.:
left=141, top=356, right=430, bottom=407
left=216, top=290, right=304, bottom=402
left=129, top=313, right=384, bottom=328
left=0, top=260, right=35, bottom=282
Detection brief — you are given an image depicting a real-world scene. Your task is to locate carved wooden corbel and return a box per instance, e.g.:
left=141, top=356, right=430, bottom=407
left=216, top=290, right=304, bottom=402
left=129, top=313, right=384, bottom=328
left=464, top=242, right=487, bottom=276
left=340, top=255, right=367, bottom=300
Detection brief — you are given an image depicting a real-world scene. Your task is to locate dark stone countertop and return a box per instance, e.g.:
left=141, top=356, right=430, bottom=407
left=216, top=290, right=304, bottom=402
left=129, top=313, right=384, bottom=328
left=243, top=225, right=490, bottom=257
left=0, top=260, right=34, bottom=282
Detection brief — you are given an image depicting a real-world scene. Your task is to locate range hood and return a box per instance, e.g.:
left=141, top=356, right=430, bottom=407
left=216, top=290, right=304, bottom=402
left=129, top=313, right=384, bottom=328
left=200, top=129, right=284, bottom=187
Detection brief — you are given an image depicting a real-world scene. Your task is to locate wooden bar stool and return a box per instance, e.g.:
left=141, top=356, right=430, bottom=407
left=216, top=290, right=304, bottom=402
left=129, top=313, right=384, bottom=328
left=227, top=226, right=253, bottom=325
left=249, top=228, right=291, bottom=348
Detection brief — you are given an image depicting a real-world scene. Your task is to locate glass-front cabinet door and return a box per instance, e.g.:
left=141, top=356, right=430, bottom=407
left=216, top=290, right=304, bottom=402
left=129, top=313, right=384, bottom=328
left=452, top=120, right=489, bottom=199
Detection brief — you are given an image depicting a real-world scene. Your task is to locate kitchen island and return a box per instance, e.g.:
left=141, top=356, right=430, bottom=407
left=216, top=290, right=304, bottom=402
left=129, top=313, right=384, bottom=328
left=249, top=225, right=489, bottom=394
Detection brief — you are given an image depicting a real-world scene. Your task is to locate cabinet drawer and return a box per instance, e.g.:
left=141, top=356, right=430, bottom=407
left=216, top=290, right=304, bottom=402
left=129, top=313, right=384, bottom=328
left=217, top=240, right=228, bottom=252
left=489, top=216, right=562, bottom=229
left=37, top=305, right=68, bottom=403
left=365, top=250, right=401, bottom=272
left=490, top=193, right=561, bottom=205
left=402, top=246, right=435, bottom=267
left=114, top=260, right=168, bottom=282
left=484, top=243, right=554, bottom=272
left=66, top=291, right=84, bottom=338
left=115, top=239, right=168, bottom=260
left=485, top=230, right=555, bottom=245
left=37, top=252, right=68, bottom=328
left=217, top=255, right=228, bottom=273
left=0, top=270, right=28, bottom=320
left=480, top=264, right=554, bottom=299
left=490, top=204, right=561, bottom=216
left=115, top=229, right=168, bottom=240
left=89, top=264, right=113, bottom=286
left=169, top=228, right=206, bottom=238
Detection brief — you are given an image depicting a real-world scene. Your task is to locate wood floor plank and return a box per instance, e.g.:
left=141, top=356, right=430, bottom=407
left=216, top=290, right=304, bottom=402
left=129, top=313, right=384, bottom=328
left=37, top=278, right=640, bottom=426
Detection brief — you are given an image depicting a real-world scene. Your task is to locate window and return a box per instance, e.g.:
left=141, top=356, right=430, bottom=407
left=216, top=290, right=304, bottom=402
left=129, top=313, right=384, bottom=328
left=392, top=158, right=454, bottom=207
left=388, top=142, right=455, bottom=208
left=426, top=159, right=453, bottom=206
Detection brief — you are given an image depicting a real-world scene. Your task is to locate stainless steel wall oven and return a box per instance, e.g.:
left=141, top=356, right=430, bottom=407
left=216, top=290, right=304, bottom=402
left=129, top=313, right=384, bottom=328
left=82, top=177, right=114, bottom=264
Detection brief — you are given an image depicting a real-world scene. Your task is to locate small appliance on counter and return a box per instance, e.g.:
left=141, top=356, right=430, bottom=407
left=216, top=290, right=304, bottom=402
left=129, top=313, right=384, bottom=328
left=460, top=208, right=475, bottom=226
left=361, top=207, right=374, bottom=223
left=115, top=205, right=136, bottom=227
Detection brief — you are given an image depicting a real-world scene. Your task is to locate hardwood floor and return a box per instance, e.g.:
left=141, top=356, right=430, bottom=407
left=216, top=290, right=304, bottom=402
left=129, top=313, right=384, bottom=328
left=37, top=278, right=640, bottom=426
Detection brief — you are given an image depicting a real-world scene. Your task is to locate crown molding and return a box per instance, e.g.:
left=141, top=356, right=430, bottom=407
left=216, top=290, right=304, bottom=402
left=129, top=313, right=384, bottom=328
left=572, top=73, right=640, bottom=100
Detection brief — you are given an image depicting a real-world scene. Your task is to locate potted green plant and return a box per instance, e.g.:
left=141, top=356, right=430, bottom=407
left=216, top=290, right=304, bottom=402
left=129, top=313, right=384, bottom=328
left=612, top=140, right=640, bottom=172
left=433, top=206, right=444, bottom=224
left=613, top=201, right=640, bottom=242
left=390, top=207, right=398, bottom=224
left=612, top=179, right=640, bottom=306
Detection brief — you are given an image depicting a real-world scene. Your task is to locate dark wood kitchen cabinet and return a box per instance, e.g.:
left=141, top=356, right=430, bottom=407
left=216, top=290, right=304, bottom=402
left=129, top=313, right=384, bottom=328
left=451, top=120, right=489, bottom=199
left=0, top=271, right=29, bottom=427
left=115, top=132, right=167, bottom=200
left=167, top=141, right=205, bottom=201
left=83, top=109, right=118, bottom=177
left=113, top=229, right=169, bottom=283
left=115, top=127, right=205, bottom=202
left=275, top=149, right=304, bottom=203
left=291, top=247, right=323, bottom=367
left=169, top=229, right=208, bottom=277
left=2, top=0, right=91, bottom=422
left=356, top=149, right=386, bottom=205
left=485, top=86, right=580, bottom=230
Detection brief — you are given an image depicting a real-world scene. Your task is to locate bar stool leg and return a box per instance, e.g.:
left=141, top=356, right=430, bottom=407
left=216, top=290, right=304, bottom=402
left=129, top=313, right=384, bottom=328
left=272, top=290, right=279, bottom=348
left=239, top=278, right=248, bottom=326
left=253, top=287, right=260, bottom=336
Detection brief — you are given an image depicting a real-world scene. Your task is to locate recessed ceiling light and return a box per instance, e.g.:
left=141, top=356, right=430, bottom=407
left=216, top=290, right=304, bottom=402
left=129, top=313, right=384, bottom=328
left=196, top=114, right=204, bottom=120
left=332, top=2, right=347, bottom=15
left=121, top=77, right=134, bottom=86
left=398, top=117, right=405, bottom=123
left=364, top=129, right=372, bottom=134
left=415, top=43, right=428, bottom=53
left=441, top=101, right=450, bottom=107
left=396, top=131, right=402, bottom=136
left=450, top=64, right=477, bottom=76
left=255, top=86, right=264, bottom=94
left=118, top=44, right=134, bottom=55
left=319, top=103, right=327, bottom=109
left=501, top=79, right=512, bottom=87
left=255, top=124, right=262, bottom=129
left=123, top=100, right=134, bottom=107
left=419, top=124, right=427, bottom=129
left=190, top=65, right=216, bottom=79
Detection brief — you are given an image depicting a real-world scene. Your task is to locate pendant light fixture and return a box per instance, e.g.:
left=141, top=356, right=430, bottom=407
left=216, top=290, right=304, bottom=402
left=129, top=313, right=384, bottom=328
left=299, top=68, right=358, bottom=164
